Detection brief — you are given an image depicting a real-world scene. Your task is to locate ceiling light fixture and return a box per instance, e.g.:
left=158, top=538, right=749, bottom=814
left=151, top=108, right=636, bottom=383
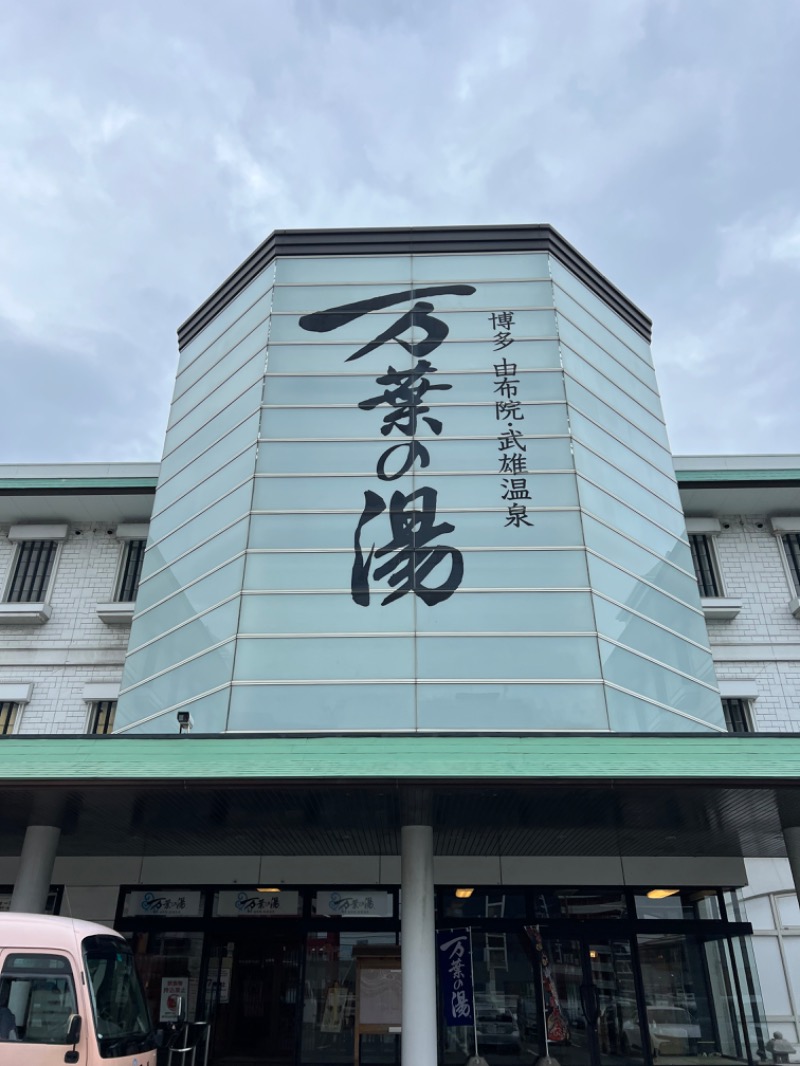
left=455, top=888, right=474, bottom=899
left=646, top=888, right=679, bottom=899
left=257, top=887, right=281, bottom=893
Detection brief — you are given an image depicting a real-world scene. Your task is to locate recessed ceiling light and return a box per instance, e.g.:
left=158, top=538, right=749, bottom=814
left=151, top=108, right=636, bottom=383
left=646, top=888, right=679, bottom=899
left=455, top=888, right=474, bottom=899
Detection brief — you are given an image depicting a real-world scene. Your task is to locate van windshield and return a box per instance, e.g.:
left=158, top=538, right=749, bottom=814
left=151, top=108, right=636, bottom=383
left=82, top=935, right=155, bottom=1059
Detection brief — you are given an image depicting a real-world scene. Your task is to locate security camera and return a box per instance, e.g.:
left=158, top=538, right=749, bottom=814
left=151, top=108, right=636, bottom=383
left=177, top=711, right=194, bottom=734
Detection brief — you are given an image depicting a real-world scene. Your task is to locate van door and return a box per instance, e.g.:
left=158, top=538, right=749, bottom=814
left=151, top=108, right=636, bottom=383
left=0, top=949, right=87, bottom=1065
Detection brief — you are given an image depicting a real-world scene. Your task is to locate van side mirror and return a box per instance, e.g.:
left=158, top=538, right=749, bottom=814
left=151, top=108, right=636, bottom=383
left=64, top=1013, right=82, bottom=1063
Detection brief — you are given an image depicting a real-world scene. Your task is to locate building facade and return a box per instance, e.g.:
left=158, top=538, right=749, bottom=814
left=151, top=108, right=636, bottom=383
left=0, top=226, right=799, bottom=1066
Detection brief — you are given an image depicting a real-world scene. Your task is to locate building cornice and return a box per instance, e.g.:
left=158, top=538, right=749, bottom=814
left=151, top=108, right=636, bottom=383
left=178, top=224, right=652, bottom=350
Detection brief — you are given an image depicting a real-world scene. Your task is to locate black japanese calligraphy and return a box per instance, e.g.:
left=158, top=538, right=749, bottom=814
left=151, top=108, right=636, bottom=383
left=352, top=488, right=464, bottom=607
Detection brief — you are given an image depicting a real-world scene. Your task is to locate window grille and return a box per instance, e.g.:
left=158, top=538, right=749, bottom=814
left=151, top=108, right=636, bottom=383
left=689, top=534, right=721, bottom=597
left=88, top=700, right=116, bottom=735
left=722, top=698, right=752, bottom=734
left=5, top=540, right=58, bottom=603
left=0, top=702, right=17, bottom=735
left=116, top=540, right=146, bottom=602
left=780, top=533, right=800, bottom=595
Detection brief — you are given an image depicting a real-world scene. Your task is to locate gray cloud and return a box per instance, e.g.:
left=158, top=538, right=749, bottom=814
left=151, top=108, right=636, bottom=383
left=2, top=0, right=799, bottom=460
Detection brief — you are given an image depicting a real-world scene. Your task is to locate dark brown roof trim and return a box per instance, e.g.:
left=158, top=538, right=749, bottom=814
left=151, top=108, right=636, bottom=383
left=178, top=225, right=652, bottom=349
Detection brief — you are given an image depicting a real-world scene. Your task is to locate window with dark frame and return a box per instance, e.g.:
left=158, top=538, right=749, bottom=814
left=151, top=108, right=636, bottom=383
left=0, top=702, right=17, bottom=735
left=689, top=533, right=721, bottom=597
left=116, top=539, right=146, bottom=602
left=88, top=700, right=116, bottom=735
left=780, top=532, right=800, bottom=596
left=721, top=697, right=752, bottom=734
left=4, top=540, right=58, bottom=603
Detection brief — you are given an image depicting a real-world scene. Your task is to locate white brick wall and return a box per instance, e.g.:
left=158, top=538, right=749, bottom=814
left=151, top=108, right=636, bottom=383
left=705, top=515, right=800, bottom=731
left=0, top=524, right=131, bottom=733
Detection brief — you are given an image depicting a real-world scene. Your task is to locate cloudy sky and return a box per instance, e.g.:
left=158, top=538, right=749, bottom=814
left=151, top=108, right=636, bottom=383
left=2, top=0, right=799, bottom=464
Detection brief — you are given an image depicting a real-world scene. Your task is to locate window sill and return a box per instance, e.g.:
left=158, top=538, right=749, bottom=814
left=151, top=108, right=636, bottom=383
left=789, top=595, right=800, bottom=620
left=0, top=602, right=52, bottom=625
left=701, top=597, right=742, bottom=621
left=96, top=602, right=135, bottom=625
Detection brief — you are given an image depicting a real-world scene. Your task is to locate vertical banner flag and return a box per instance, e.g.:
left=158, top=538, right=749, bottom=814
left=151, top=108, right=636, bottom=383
left=437, top=928, right=475, bottom=1026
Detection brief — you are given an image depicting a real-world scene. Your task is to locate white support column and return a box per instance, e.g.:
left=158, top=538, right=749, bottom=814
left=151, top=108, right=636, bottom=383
left=401, top=824, right=437, bottom=1066
left=10, top=825, right=61, bottom=913
left=784, top=826, right=800, bottom=909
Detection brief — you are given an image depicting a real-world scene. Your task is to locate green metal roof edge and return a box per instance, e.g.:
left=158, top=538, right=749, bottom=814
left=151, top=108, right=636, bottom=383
left=1, top=734, right=799, bottom=782
left=676, top=469, right=800, bottom=484
left=0, top=478, right=158, bottom=491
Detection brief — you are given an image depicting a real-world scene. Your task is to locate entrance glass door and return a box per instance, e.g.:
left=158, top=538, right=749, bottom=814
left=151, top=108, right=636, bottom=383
left=208, top=930, right=303, bottom=1065
left=532, top=930, right=646, bottom=1066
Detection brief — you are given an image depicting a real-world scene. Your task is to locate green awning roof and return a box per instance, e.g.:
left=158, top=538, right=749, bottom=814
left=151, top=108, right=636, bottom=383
left=2, top=734, right=799, bottom=783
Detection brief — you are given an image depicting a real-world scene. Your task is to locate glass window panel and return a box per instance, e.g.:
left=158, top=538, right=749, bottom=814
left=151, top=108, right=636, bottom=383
left=275, top=255, right=412, bottom=284
left=570, top=412, right=678, bottom=497
left=177, top=264, right=272, bottom=369
left=243, top=548, right=589, bottom=593
left=568, top=407, right=674, bottom=478
left=600, top=641, right=721, bottom=716
left=138, top=517, right=248, bottom=589
left=777, top=893, right=800, bottom=927
left=549, top=258, right=653, bottom=363
left=605, top=685, right=724, bottom=732
left=593, top=598, right=715, bottom=680
left=272, top=280, right=553, bottom=312
left=534, top=888, right=627, bottom=919
left=742, top=896, right=775, bottom=930
left=124, top=600, right=241, bottom=686
left=300, top=930, right=399, bottom=1066
left=146, top=484, right=252, bottom=570
left=121, top=641, right=236, bottom=715
left=411, top=252, right=550, bottom=281
left=555, top=294, right=655, bottom=389
left=132, top=558, right=245, bottom=640
left=128, top=931, right=205, bottom=1027
left=268, top=308, right=557, bottom=345
left=176, top=282, right=272, bottom=384
left=255, top=436, right=573, bottom=476
left=634, top=890, right=721, bottom=920
left=441, top=889, right=526, bottom=919
left=232, top=636, right=414, bottom=681
left=116, top=688, right=231, bottom=734
left=582, top=516, right=699, bottom=605
left=252, top=472, right=578, bottom=512
left=563, top=368, right=669, bottom=449
left=573, top=443, right=685, bottom=532
left=566, top=377, right=671, bottom=461
left=151, top=450, right=255, bottom=542
left=266, top=338, right=563, bottom=374
left=260, top=401, right=570, bottom=439
left=784, top=937, right=800, bottom=1005
left=157, top=412, right=259, bottom=495
left=168, top=366, right=263, bottom=453
left=172, top=329, right=266, bottom=427
left=559, top=323, right=662, bottom=417
left=247, top=508, right=584, bottom=550
left=262, top=369, right=566, bottom=408
left=588, top=555, right=708, bottom=643
left=417, top=681, right=608, bottom=730
left=637, top=933, right=748, bottom=1063
left=162, top=387, right=262, bottom=482
left=417, top=590, right=595, bottom=632
left=228, top=683, right=414, bottom=731
left=579, top=481, right=692, bottom=568
left=239, top=592, right=415, bottom=634
left=751, top=938, right=791, bottom=1015
left=417, top=635, right=600, bottom=680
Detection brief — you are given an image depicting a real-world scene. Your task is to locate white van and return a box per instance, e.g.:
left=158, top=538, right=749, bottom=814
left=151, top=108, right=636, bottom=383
left=0, top=912, right=157, bottom=1065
